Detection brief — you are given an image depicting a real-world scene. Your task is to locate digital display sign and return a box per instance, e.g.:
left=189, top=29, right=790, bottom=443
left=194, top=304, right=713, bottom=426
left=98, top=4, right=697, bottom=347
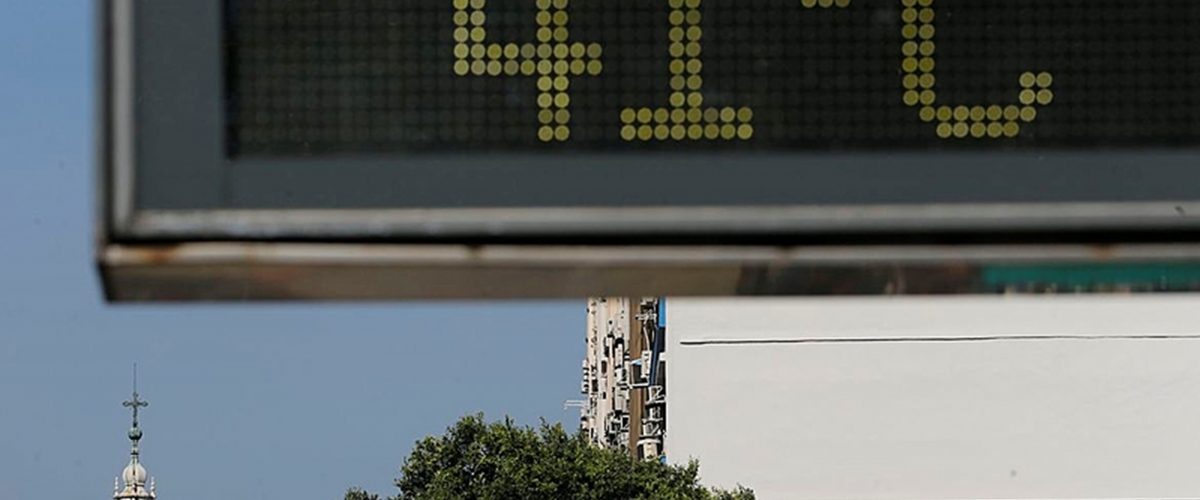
left=227, top=0, right=1200, bottom=155
left=103, top=1, right=1200, bottom=300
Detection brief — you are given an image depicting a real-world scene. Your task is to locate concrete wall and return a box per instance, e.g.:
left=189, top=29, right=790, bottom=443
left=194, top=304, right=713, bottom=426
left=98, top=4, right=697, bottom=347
left=666, top=296, right=1200, bottom=500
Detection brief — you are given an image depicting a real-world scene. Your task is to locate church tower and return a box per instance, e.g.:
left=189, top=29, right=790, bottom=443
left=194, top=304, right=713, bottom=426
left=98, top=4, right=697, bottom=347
left=114, top=368, right=156, bottom=499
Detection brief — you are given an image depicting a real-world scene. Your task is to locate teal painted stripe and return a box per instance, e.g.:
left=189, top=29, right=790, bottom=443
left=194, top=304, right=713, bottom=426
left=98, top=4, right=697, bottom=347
left=982, top=264, right=1200, bottom=289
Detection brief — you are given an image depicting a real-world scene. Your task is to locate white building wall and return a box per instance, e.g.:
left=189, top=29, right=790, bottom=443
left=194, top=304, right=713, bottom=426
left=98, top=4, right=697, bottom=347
left=666, top=296, right=1200, bottom=500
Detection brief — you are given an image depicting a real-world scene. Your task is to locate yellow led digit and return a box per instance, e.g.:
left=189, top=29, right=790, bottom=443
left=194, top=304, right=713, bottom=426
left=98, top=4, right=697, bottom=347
left=622, top=0, right=848, bottom=142
left=901, top=0, right=1052, bottom=139
left=453, top=0, right=602, bottom=142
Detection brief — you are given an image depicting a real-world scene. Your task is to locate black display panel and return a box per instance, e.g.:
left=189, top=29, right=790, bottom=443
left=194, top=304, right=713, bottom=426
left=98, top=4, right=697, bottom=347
left=227, top=0, right=1200, bottom=156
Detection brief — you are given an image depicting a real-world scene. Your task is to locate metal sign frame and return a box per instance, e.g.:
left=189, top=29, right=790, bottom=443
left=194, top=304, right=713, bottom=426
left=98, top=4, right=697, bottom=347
left=99, top=0, right=1200, bottom=300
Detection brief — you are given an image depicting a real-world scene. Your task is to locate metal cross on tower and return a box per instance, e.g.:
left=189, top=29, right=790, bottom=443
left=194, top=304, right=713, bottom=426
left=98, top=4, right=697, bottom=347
left=122, top=364, right=149, bottom=428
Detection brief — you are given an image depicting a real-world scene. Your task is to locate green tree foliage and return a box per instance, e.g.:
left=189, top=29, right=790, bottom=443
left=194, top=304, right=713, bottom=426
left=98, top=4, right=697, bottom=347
left=344, top=489, right=380, bottom=500
left=346, top=414, right=754, bottom=500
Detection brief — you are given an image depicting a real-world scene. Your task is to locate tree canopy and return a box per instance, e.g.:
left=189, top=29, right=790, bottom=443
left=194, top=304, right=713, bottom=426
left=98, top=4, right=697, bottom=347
left=344, top=489, right=380, bottom=500
left=345, top=414, right=753, bottom=500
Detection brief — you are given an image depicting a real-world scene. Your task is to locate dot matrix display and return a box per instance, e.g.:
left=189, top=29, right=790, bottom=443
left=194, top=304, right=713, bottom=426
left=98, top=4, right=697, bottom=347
left=898, top=0, right=1053, bottom=139
left=227, top=0, right=1200, bottom=155
left=452, top=0, right=603, bottom=142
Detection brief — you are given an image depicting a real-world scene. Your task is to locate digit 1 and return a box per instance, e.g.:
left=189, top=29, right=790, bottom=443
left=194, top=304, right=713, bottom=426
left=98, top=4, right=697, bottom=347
left=453, top=0, right=603, bottom=142
left=621, top=0, right=849, bottom=142
left=900, top=0, right=1054, bottom=139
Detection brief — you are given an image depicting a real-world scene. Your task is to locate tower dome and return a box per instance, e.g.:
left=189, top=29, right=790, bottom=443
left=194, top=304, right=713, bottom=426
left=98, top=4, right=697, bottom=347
left=121, top=460, right=148, bottom=486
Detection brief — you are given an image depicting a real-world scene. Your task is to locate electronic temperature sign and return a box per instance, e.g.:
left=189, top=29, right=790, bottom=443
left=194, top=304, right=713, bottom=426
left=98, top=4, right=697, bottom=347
left=225, top=0, right=1197, bottom=154
left=103, top=0, right=1200, bottom=299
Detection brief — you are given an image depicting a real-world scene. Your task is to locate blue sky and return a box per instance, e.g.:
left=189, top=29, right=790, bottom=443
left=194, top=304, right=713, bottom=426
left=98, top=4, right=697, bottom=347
left=0, top=2, right=583, bottom=498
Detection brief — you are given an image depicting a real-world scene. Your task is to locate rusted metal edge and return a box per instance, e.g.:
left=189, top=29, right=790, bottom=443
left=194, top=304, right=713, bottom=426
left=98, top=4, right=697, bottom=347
left=100, top=242, right=1200, bottom=301
left=101, top=242, right=1200, bottom=265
